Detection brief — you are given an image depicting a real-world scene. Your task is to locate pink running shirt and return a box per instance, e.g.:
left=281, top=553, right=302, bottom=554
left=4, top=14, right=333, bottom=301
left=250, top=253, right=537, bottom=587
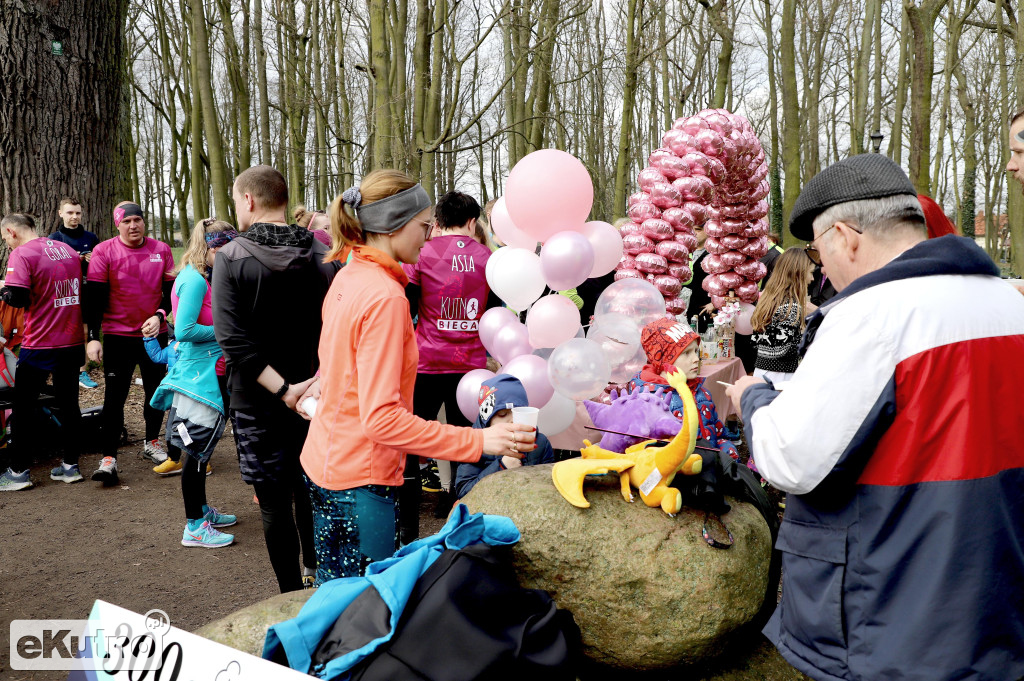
left=404, top=235, right=492, bottom=373
left=4, top=238, right=84, bottom=350
left=88, top=236, right=175, bottom=336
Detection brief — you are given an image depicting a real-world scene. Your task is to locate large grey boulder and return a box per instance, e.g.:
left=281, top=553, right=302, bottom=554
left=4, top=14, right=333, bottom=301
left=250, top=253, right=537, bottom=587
left=459, top=463, right=772, bottom=671
left=194, top=589, right=313, bottom=657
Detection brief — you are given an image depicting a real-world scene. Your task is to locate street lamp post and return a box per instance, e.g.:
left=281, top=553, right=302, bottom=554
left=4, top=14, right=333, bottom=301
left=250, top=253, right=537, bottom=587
left=869, top=130, right=885, bottom=154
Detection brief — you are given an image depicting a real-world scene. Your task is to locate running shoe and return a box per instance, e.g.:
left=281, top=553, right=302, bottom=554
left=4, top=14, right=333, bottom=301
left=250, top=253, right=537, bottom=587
left=181, top=520, right=234, bottom=548
left=0, top=468, right=33, bottom=491
left=79, top=371, right=98, bottom=389
left=203, top=505, right=237, bottom=528
left=206, top=462, right=213, bottom=476
left=302, top=574, right=316, bottom=589
left=153, top=458, right=183, bottom=476
left=91, top=456, right=120, bottom=485
left=142, top=439, right=168, bottom=464
left=50, top=463, right=84, bottom=483
left=421, top=462, right=442, bottom=493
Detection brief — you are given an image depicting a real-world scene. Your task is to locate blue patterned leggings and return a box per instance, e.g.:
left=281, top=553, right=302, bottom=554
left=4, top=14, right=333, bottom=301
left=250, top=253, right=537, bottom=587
left=303, top=475, right=400, bottom=585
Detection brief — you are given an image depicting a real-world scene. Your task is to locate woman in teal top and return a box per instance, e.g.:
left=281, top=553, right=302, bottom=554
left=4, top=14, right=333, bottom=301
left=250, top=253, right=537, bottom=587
left=151, top=219, right=239, bottom=549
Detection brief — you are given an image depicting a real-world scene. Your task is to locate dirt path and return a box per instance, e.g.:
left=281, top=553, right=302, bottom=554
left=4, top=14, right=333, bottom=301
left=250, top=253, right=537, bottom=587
left=0, top=375, right=446, bottom=680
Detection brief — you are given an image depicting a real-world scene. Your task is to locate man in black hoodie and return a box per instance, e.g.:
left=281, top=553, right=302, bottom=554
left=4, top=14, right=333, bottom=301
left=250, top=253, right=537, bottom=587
left=212, top=165, right=341, bottom=592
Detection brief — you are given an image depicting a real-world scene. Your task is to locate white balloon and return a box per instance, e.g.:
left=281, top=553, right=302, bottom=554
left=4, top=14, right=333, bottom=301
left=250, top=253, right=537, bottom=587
left=485, top=247, right=546, bottom=312
left=537, top=392, right=578, bottom=436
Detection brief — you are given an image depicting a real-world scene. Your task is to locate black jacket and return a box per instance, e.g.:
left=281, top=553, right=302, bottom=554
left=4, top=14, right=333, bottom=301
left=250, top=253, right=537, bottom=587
left=212, top=224, right=341, bottom=413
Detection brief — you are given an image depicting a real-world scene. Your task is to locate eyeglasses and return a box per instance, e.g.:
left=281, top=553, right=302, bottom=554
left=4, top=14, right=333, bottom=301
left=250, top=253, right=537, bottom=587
left=412, top=218, right=435, bottom=240
left=804, top=221, right=862, bottom=266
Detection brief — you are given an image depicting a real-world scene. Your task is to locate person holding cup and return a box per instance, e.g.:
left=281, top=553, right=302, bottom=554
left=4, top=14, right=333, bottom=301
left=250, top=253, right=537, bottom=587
left=295, top=170, right=536, bottom=584
left=454, top=375, right=554, bottom=499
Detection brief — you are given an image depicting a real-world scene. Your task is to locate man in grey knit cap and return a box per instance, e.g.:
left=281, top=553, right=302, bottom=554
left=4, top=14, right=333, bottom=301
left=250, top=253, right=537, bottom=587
left=726, top=154, right=1024, bottom=681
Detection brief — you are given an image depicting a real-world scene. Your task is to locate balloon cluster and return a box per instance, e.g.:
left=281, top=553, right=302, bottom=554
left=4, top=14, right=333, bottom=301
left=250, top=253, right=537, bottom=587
left=456, top=149, right=630, bottom=435
left=615, top=108, right=770, bottom=313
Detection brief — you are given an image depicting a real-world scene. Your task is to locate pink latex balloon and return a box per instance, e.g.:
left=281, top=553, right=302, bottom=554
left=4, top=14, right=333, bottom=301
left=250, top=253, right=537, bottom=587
left=456, top=368, right=495, bottom=422
left=492, top=322, right=532, bottom=365
left=704, top=236, right=728, bottom=255
left=638, top=167, right=668, bottom=191
left=737, top=280, right=760, bottom=303
left=641, top=218, right=674, bottom=241
left=479, top=306, right=519, bottom=354
left=502, top=354, right=554, bottom=407
left=541, top=230, right=595, bottom=291
left=627, top=201, right=661, bottom=223
left=673, top=232, right=698, bottom=252
left=668, top=263, right=692, bottom=281
left=655, top=240, right=689, bottom=263
left=489, top=197, right=538, bottom=250
left=619, top=221, right=643, bottom=236
left=650, top=183, right=682, bottom=209
left=720, top=250, right=749, bottom=268
left=704, top=220, right=727, bottom=239
left=721, top=234, right=749, bottom=251
left=718, top=271, right=744, bottom=290
left=622, top=233, right=655, bottom=255
left=735, top=259, right=767, bottom=281
left=702, top=274, right=730, bottom=297
left=581, top=220, right=624, bottom=277
left=701, top=253, right=730, bottom=275
left=527, top=294, right=582, bottom=349
left=505, top=149, right=594, bottom=243
left=652, top=275, right=682, bottom=297
left=634, top=252, right=669, bottom=274
left=734, top=302, right=756, bottom=335
left=615, top=268, right=644, bottom=281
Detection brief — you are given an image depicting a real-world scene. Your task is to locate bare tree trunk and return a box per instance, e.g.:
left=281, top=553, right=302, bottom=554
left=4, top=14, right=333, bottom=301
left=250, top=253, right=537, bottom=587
left=191, top=0, right=231, bottom=219
left=613, top=0, right=641, bottom=218
left=888, top=4, right=911, bottom=162
left=0, top=0, right=129, bottom=237
left=254, top=0, right=272, bottom=165
left=851, top=0, right=876, bottom=155
left=780, top=0, right=801, bottom=243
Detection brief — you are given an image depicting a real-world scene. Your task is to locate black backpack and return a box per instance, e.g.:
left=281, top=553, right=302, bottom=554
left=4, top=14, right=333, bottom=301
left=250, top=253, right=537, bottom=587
left=312, top=543, right=581, bottom=681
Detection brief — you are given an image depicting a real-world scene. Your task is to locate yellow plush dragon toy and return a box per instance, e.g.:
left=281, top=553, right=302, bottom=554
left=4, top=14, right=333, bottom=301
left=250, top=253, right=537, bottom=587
left=551, top=369, right=702, bottom=515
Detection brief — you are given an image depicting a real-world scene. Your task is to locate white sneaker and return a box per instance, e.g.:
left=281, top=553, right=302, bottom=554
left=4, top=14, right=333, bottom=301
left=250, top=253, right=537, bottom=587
left=91, top=456, right=120, bottom=485
left=142, top=439, right=168, bottom=464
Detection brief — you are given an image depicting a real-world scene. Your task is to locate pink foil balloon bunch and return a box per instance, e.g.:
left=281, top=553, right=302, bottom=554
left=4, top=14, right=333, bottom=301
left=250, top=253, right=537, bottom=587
left=616, top=108, right=770, bottom=313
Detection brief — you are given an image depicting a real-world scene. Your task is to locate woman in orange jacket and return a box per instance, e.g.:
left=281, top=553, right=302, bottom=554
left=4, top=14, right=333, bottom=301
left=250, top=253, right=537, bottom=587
left=295, top=170, right=536, bottom=584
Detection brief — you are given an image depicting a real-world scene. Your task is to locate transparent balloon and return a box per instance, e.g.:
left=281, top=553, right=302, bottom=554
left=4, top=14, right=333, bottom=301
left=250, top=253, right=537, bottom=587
left=610, top=344, right=648, bottom=384
left=594, top=278, right=667, bottom=327
left=587, top=313, right=642, bottom=372
left=547, top=338, right=612, bottom=401
left=536, top=391, right=578, bottom=436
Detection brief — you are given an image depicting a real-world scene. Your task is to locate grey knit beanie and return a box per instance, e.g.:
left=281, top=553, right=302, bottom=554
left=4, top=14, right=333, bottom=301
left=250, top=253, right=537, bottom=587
left=789, top=154, right=918, bottom=241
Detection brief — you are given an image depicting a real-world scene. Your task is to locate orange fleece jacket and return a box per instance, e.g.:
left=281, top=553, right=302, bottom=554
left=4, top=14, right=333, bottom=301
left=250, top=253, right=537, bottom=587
left=301, top=246, right=484, bottom=490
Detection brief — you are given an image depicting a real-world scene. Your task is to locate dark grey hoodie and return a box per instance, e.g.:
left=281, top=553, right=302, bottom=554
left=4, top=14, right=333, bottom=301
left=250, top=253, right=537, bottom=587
left=212, top=223, right=341, bottom=413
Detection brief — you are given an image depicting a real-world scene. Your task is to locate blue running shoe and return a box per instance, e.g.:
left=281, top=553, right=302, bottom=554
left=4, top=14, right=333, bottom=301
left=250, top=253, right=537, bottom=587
left=203, top=505, right=237, bottom=528
left=0, top=468, right=33, bottom=491
left=79, top=371, right=99, bottom=389
left=181, top=520, right=234, bottom=548
left=50, top=464, right=84, bottom=483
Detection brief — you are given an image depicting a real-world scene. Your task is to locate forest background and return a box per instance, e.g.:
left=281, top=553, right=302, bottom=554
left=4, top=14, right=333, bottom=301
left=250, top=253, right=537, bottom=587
left=1, top=0, right=1022, bottom=272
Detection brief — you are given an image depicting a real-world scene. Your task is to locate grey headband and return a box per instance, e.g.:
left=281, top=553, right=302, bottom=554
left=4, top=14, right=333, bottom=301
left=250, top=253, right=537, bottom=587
left=352, top=184, right=432, bottom=234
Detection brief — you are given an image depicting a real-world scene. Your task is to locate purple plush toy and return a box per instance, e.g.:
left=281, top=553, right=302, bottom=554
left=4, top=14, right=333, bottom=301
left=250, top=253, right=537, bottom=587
left=584, top=385, right=681, bottom=453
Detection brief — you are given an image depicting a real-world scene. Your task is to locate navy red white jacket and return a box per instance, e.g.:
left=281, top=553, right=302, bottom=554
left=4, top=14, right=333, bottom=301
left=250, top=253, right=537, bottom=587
left=741, top=235, right=1024, bottom=681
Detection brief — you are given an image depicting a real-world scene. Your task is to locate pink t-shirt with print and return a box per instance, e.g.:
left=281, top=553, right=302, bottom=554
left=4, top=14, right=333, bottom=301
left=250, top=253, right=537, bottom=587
left=403, top=234, right=491, bottom=373
left=5, top=238, right=84, bottom=350
left=88, top=236, right=175, bottom=336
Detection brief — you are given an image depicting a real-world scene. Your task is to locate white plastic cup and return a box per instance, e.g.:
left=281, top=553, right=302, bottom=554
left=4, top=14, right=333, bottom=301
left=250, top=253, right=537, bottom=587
left=301, top=396, right=318, bottom=418
left=511, top=406, right=539, bottom=427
